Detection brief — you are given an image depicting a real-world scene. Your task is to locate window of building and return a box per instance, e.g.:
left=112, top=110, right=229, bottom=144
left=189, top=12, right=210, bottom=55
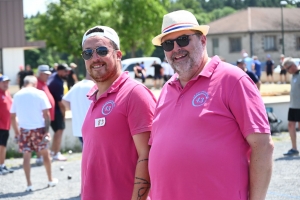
left=264, top=36, right=277, bottom=51
left=229, top=37, right=241, bottom=53
left=296, top=37, right=300, bottom=50
left=212, top=38, right=219, bottom=55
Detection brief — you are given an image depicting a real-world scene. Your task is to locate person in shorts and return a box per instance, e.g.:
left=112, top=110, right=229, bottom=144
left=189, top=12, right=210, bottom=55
left=10, top=76, right=58, bottom=191
left=47, top=64, right=69, bottom=161
left=282, top=57, right=300, bottom=156
left=151, top=61, right=163, bottom=89
left=0, top=74, right=14, bottom=175
left=279, top=54, right=287, bottom=84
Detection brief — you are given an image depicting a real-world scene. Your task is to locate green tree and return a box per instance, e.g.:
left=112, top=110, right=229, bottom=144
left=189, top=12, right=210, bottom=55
left=35, top=0, right=113, bottom=59
left=114, top=0, right=166, bottom=57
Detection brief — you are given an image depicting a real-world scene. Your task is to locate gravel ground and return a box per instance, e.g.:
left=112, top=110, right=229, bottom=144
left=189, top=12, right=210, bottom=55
left=0, top=132, right=299, bottom=200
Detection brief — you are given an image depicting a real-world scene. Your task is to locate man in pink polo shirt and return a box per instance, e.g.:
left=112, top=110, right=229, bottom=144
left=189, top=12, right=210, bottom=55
left=149, top=10, right=274, bottom=200
left=80, top=26, right=156, bottom=200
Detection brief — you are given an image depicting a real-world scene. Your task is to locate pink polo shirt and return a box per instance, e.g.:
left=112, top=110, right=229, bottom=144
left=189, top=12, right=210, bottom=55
left=81, top=72, right=156, bottom=200
left=149, top=56, right=270, bottom=200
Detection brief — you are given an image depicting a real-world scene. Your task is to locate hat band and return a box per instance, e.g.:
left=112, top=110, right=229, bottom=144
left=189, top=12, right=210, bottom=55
left=163, top=23, right=196, bottom=33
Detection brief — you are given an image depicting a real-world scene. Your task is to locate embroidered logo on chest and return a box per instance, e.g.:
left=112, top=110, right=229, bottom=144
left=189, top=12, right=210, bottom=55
left=102, top=100, right=115, bottom=115
left=192, top=91, right=209, bottom=107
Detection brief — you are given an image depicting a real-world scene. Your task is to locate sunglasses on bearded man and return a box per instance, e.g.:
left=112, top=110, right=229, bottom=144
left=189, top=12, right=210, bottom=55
left=161, top=33, right=199, bottom=52
left=81, top=46, right=113, bottom=60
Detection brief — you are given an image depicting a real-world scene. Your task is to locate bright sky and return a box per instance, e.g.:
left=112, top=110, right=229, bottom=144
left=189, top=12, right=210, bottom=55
left=23, top=0, right=58, bottom=17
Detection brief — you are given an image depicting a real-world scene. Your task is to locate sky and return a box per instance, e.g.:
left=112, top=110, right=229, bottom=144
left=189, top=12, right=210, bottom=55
left=23, top=0, right=58, bottom=17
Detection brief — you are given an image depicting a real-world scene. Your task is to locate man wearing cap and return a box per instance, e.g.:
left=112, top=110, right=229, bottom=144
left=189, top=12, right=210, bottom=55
left=35, top=65, right=55, bottom=165
left=282, top=57, right=300, bottom=156
left=0, top=75, right=14, bottom=175
left=236, top=59, right=261, bottom=90
left=80, top=25, right=156, bottom=200
left=149, top=10, right=273, bottom=200
left=47, top=64, right=69, bottom=161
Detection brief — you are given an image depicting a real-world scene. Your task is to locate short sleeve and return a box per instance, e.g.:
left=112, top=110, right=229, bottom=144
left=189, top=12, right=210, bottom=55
left=228, top=76, right=270, bottom=138
left=40, top=91, right=51, bottom=110
left=126, top=85, right=157, bottom=135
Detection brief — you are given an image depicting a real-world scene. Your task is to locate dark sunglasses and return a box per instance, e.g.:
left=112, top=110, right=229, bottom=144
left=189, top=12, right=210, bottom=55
left=81, top=46, right=110, bottom=60
left=161, top=34, right=198, bottom=52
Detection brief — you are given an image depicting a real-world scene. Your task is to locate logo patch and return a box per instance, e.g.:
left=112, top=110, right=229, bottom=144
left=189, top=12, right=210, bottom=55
left=102, top=100, right=115, bottom=115
left=192, top=91, right=209, bottom=107
left=95, top=117, right=106, bottom=127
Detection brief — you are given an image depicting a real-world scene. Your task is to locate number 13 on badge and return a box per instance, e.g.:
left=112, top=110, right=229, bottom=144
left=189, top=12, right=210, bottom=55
left=95, top=117, right=106, bottom=127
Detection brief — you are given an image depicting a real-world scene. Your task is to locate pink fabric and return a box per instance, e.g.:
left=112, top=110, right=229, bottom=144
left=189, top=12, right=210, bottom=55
left=81, top=72, right=156, bottom=200
left=149, top=56, right=270, bottom=200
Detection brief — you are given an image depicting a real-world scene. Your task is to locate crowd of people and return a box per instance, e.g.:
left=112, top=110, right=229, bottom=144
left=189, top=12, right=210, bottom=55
left=0, top=9, right=299, bottom=200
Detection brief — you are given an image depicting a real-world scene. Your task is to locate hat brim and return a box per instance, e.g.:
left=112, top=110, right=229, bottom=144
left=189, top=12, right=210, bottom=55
left=152, top=25, right=209, bottom=46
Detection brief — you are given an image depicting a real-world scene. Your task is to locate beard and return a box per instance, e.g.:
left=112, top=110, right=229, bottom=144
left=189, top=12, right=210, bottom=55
left=169, top=44, right=204, bottom=80
left=87, top=60, right=119, bottom=83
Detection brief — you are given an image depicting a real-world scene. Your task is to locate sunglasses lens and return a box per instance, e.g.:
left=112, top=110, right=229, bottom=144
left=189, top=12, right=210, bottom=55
left=176, top=36, right=189, bottom=47
left=82, top=49, right=93, bottom=60
left=162, top=40, right=174, bottom=52
left=96, top=47, right=109, bottom=56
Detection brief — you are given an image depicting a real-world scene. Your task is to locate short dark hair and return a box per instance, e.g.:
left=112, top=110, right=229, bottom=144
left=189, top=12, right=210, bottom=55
left=86, top=27, right=119, bottom=50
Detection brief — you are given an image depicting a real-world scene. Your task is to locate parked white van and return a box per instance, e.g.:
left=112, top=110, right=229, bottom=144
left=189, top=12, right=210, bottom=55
left=121, top=57, right=161, bottom=79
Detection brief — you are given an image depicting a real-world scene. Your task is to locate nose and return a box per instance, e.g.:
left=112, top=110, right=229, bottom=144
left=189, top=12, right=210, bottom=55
left=172, top=41, right=181, bottom=52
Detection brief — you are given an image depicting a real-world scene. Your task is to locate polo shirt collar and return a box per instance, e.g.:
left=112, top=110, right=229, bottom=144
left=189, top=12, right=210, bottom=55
left=38, top=78, right=46, bottom=86
left=87, top=72, right=130, bottom=101
left=168, top=55, right=220, bottom=86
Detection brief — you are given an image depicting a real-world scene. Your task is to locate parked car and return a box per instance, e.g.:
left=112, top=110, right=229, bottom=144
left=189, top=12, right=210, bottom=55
left=121, top=57, right=161, bottom=79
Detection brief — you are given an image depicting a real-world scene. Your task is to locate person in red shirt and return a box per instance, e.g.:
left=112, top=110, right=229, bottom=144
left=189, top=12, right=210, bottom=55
left=35, top=65, right=55, bottom=165
left=0, top=74, right=13, bottom=175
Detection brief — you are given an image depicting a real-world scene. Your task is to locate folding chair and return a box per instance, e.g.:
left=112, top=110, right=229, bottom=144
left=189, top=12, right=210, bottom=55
left=265, top=107, right=282, bottom=134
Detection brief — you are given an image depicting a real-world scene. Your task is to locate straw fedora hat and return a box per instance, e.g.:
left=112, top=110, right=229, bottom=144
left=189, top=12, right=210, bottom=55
left=152, top=10, right=209, bottom=46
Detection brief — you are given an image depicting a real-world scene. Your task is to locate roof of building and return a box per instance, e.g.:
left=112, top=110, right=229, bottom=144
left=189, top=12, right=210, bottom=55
left=208, top=7, right=300, bottom=35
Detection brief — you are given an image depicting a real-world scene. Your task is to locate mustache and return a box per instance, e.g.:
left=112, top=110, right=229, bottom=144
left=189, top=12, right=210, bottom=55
left=171, top=50, right=188, bottom=60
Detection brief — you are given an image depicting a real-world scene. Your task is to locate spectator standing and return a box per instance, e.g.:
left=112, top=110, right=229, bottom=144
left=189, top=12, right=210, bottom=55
left=25, top=65, right=34, bottom=76
left=243, top=52, right=254, bottom=72
left=47, top=64, right=69, bottom=161
left=253, top=55, right=262, bottom=80
left=237, top=59, right=261, bottom=90
left=0, top=75, right=14, bottom=175
left=149, top=10, right=273, bottom=199
left=80, top=25, right=156, bottom=200
left=17, top=65, right=26, bottom=89
left=266, top=55, right=274, bottom=84
left=161, top=57, right=174, bottom=84
left=151, top=61, right=163, bottom=89
left=279, top=54, right=287, bottom=84
left=10, top=76, right=58, bottom=191
left=67, top=63, right=79, bottom=90
left=282, top=57, right=300, bottom=156
left=133, top=63, right=146, bottom=83
left=62, top=72, right=95, bottom=145
left=35, top=65, right=55, bottom=165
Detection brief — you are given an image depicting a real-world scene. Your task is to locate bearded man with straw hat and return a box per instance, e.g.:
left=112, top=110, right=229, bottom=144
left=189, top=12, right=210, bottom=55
left=148, top=10, right=274, bottom=200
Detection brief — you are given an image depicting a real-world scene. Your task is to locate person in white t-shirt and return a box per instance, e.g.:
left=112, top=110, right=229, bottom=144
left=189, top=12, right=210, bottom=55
left=10, top=76, right=58, bottom=192
left=62, top=72, right=95, bottom=145
left=161, top=57, right=174, bottom=84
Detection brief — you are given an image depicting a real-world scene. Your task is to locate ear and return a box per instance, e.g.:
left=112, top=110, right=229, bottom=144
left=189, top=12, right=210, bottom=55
left=116, top=50, right=122, bottom=60
left=200, top=35, right=207, bottom=46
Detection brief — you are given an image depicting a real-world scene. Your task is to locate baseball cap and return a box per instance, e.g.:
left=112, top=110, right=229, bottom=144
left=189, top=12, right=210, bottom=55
left=57, top=64, right=69, bottom=71
left=0, top=74, right=10, bottom=82
left=236, top=59, right=244, bottom=64
left=82, top=26, right=120, bottom=49
left=38, top=65, right=52, bottom=75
